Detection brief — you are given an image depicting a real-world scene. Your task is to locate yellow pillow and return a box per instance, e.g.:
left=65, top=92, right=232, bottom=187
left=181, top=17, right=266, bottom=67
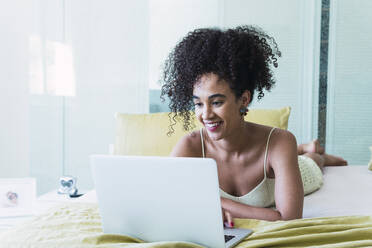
left=114, top=106, right=291, bottom=156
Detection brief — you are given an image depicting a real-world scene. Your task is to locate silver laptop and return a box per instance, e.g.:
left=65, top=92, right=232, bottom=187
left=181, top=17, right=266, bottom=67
left=91, top=155, right=253, bottom=248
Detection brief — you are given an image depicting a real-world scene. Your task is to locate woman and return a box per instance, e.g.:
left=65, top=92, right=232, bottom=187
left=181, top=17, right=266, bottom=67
left=160, top=26, right=347, bottom=224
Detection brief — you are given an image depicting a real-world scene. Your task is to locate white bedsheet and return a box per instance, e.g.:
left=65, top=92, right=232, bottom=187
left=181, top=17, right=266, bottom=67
left=71, top=165, right=372, bottom=219
left=303, top=165, right=372, bottom=218
left=2, top=166, right=370, bottom=232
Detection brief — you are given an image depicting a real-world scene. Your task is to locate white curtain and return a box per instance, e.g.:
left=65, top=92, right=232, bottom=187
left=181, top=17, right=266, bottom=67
left=30, top=0, right=150, bottom=194
left=0, top=1, right=33, bottom=177
left=326, top=0, right=372, bottom=164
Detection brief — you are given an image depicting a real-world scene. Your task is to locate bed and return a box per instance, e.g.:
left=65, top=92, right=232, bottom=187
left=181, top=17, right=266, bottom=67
left=1, top=165, right=371, bottom=248
left=69, top=165, right=372, bottom=218
left=1, top=109, right=372, bottom=247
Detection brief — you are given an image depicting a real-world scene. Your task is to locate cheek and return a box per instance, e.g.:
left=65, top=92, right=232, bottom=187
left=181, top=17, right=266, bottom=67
left=195, top=109, right=202, bottom=121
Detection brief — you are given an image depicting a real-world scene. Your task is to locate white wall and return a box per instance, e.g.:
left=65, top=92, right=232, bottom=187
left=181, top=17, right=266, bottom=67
left=0, top=1, right=33, bottom=177
left=148, top=0, right=221, bottom=89
left=148, top=0, right=321, bottom=144
left=223, top=0, right=321, bottom=144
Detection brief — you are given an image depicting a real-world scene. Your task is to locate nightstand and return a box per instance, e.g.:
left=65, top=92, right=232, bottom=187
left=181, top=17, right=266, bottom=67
left=37, top=190, right=84, bottom=202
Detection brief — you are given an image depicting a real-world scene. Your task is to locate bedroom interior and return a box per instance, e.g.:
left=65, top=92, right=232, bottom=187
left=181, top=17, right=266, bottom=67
left=1, top=0, right=372, bottom=247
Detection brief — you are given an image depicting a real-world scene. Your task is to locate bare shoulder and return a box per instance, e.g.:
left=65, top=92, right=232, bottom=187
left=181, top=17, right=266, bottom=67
left=170, top=130, right=203, bottom=157
left=270, top=128, right=297, bottom=148
left=250, top=124, right=297, bottom=150
left=268, top=128, right=298, bottom=169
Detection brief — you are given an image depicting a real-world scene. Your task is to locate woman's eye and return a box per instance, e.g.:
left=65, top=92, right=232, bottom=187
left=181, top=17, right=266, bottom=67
left=212, top=101, right=223, bottom=106
left=194, top=102, right=202, bottom=107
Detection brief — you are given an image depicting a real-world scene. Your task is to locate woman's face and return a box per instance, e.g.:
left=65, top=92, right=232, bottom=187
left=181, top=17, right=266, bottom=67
left=192, top=73, right=250, bottom=140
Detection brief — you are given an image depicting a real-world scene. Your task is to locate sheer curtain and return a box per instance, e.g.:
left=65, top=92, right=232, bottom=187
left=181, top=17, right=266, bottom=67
left=0, top=2, right=33, bottom=178
left=326, top=0, right=372, bottom=164
left=29, top=0, right=150, bottom=194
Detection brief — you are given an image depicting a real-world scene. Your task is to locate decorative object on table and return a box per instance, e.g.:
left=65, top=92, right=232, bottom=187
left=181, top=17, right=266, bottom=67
left=368, top=146, right=372, bottom=171
left=0, top=178, right=36, bottom=217
left=5, top=191, right=18, bottom=206
left=58, top=176, right=78, bottom=196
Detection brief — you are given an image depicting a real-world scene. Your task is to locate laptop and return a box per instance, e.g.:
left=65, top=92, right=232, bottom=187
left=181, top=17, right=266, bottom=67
left=91, top=155, right=253, bottom=248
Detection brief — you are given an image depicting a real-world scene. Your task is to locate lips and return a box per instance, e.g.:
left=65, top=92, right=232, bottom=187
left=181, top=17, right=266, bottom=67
left=204, top=121, right=223, bottom=132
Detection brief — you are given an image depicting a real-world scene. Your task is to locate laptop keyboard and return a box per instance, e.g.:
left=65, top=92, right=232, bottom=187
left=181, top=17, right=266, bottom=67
left=224, top=235, right=235, bottom=242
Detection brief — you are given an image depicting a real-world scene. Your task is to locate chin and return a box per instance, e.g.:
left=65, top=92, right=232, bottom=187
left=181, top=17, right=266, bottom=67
left=206, top=130, right=224, bottom=141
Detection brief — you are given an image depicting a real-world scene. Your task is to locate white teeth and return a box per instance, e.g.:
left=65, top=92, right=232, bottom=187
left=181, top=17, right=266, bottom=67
left=205, top=122, right=220, bottom=127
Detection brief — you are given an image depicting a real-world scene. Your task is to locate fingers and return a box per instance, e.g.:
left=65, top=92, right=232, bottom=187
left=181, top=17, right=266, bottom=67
left=221, top=198, right=234, bottom=228
left=223, top=210, right=234, bottom=228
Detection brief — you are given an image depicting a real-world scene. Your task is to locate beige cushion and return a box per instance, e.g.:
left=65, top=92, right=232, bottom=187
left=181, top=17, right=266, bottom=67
left=114, top=107, right=291, bottom=156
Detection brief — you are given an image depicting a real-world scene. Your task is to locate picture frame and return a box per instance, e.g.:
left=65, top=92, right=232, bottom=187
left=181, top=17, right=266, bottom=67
left=0, top=178, right=36, bottom=217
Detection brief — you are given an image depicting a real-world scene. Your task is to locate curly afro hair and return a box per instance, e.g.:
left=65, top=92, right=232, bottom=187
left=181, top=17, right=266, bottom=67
left=160, top=25, right=281, bottom=134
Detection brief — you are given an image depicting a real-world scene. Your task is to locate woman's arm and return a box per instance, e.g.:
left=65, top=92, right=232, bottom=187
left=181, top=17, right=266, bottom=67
left=221, top=130, right=304, bottom=221
left=270, top=130, right=304, bottom=220
left=221, top=197, right=282, bottom=221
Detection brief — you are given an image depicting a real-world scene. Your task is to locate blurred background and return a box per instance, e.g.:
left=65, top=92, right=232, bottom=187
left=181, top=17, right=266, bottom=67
left=1, top=0, right=371, bottom=195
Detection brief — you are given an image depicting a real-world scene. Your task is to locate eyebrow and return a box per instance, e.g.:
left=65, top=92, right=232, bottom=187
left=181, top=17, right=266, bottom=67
left=192, top=94, right=226, bottom=100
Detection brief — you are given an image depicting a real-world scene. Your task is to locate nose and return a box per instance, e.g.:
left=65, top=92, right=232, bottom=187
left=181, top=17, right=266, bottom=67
left=201, top=104, right=214, bottom=119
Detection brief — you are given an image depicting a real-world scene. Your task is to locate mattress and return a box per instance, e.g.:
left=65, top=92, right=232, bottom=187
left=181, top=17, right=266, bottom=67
left=1, top=165, right=370, bottom=233
left=303, top=165, right=372, bottom=218
left=78, top=165, right=372, bottom=218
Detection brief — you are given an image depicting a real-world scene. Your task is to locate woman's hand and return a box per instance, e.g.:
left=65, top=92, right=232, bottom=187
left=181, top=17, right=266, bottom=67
left=221, top=197, right=234, bottom=228
left=222, top=208, right=234, bottom=228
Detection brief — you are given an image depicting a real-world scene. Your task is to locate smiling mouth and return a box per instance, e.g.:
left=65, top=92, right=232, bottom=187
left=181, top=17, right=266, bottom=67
left=204, top=121, right=223, bottom=131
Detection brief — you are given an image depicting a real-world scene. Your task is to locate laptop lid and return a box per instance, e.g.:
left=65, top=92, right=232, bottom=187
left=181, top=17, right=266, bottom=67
left=91, top=155, right=226, bottom=248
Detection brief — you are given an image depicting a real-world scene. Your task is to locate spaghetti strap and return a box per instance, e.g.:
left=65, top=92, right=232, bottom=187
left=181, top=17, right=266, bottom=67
left=263, top=127, right=276, bottom=178
left=200, top=129, right=205, bottom=158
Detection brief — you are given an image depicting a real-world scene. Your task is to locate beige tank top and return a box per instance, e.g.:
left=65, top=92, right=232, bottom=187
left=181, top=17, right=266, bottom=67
left=200, top=127, right=276, bottom=208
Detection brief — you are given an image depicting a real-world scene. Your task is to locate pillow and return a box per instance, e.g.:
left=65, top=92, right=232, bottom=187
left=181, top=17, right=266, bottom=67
left=114, top=106, right=291, bottom=156
left=298, top=155, right=323, bottom=195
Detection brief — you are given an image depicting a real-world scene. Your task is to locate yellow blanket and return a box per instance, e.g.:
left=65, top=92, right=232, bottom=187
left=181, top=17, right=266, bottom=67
left=1, top=203, right=372, bottom=248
